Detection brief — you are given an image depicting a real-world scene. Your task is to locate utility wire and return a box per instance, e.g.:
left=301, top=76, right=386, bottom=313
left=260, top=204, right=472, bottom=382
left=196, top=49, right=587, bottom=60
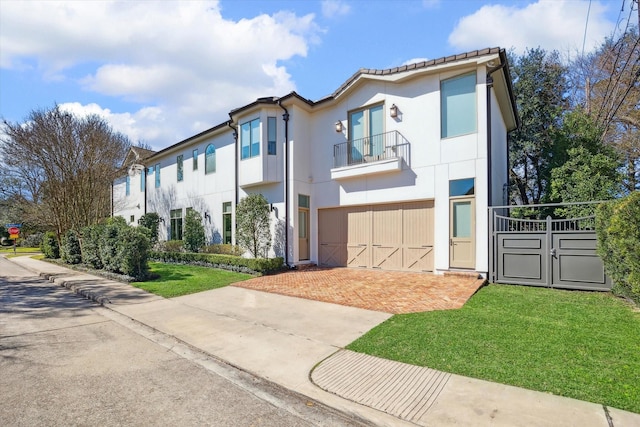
left=581, top=0, right=592, bottom=58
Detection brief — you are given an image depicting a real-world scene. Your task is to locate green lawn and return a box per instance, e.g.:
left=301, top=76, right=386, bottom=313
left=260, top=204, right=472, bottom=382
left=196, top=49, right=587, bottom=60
left=133, top=262, right=253, bottom=298
left=348, top=284, right=640, bottom=413
left=0, top=246, right=41, bottom=253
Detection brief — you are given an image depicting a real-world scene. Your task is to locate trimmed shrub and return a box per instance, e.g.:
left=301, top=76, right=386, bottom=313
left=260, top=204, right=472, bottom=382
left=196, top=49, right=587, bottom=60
left=100, top=218, right=128, bottom=273
left=81, top=224, right=105, bottom=269
left=201, top=244, right=243, bottom=256
left=596, top=192, right=640, bottom=303
left=138, top=212, right=160, bottom=246
left=156, top=240, right=184, bottom=253
left=149, top=251, right=283, bottom=274
left=22, top=232, right=43, bottom=248
left=183, top=210, right=206, bottom=253
left=41, top=231, right=60, bottom=259
left=117, top=227, right=151, bottom=279
left=61, top=229, right=82, bottom=264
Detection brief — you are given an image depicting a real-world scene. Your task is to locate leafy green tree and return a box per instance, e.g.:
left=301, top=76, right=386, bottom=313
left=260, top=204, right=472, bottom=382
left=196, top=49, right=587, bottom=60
left=183, top=209, right=206, bottom=253
left=61, top=229, right=82, bottom=264
left=508, top=48, right=568, bottom=206
left=236, top=193, right=271, bottom=258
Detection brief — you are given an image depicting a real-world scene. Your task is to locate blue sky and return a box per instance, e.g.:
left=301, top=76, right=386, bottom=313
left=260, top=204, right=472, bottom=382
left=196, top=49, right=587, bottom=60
left=0, top=0, right=635, bottom=150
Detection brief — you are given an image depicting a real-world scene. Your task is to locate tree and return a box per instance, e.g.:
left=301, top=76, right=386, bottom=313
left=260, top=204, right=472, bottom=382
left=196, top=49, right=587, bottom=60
left=183, top=209, right=206, bottom=252
left=235, top=193, right=271, bottom=258
left=572, top=27, right=640, bottom=192
left=508, top=48, right=569, bottom=206
left=0, top=105, right=131, bottom=238
left=138, top=212, right=160, bottom=246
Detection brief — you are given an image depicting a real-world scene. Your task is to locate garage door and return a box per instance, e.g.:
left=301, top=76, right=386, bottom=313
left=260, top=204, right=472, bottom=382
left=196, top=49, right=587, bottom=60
left=318, top=201, right=434, bottom=272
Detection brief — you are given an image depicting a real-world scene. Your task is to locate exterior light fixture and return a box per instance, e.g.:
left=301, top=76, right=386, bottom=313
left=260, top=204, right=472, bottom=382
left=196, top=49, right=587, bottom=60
left=335, top=121, right=343, bottom=132
left=390, top=104, right=398, bottom=118
left=204, top=212, right=211, bottom=224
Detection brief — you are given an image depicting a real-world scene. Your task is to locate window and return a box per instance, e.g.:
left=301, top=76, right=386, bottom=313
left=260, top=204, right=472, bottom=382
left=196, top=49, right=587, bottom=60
left=177, top=155, right=184, bottom=182
left=267, top=117, right=277, bottom=155
left=298, top=194, right=310, bottom=208
left=349, top=104, right=384, bottom=161
left=205, top=144, right=216, bottom=174
left=240, top=118, right=260, bottom=159
left=154, top=164, right=160, bottom=188
left=193, top=149, right=198, bottom=170
left=140, top=170, right=145, bottom=192
left=130, top=215, right=135, bottom=223
left=223, top=202, right=232, bottom=244
left=170, top=208, right=183, bottom=240
left=449, top=178, right=475, bottom=197
left=126, top=175, right=130, bottom=196
left=441, top=73, right=477, bottom=138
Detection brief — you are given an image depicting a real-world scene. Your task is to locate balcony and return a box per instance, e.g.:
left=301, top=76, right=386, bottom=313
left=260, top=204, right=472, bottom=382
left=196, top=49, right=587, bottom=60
left=331, top=130, right=409, bottom=180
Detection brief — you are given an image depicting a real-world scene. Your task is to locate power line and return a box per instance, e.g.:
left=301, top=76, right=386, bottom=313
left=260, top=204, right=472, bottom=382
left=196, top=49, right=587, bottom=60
left=581, top=0, right=592, bottom=58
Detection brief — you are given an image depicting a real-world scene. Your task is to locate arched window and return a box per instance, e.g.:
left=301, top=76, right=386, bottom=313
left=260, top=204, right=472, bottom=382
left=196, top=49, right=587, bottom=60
left=205, top=144, right=216, bottom=174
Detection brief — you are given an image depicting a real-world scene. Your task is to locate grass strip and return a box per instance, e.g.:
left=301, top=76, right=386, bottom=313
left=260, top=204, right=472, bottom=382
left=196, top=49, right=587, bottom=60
left=132, top=262, right=252, bottom=298
left=347, top=284, right=640, bottom=413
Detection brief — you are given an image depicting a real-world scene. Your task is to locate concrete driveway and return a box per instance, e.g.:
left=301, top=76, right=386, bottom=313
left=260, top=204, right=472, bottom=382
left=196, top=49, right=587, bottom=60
left=234, top=267, right=485, bottom=314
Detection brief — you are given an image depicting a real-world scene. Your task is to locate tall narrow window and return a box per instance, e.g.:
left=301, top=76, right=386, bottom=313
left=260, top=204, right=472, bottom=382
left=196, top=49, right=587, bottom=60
left=441, top=73, right=477, bottom=138
left=193, top=149, right=198, bottom=170
left=223, top=202, right=232, bottom=244
left=155, top=164, right=160, bottom=188
left=205, top=144, right=216, bottom=174
left=177, top=155, right=184, bottom=182
left=267, top=117, right=277, bottom=155
left=240, top=118, right=260, bottom=159
left=349, top=104, right=384, bottom=162
left=170, top=208, right=183, bottom=240
left=126, top=175, right=130, bottom=196
left=140, top=170, right=145, bottom=192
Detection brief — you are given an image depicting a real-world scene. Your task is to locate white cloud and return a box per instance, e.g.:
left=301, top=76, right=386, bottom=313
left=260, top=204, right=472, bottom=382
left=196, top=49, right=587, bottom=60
left=422, top=0, right=441, bottom=8
left=0, top=0, right=321, bottom=149
left=448, top=0, right=614, bottom=56
left=321, top=0, right=351, bottom=18
left=402, top=58, right=429, bottom=66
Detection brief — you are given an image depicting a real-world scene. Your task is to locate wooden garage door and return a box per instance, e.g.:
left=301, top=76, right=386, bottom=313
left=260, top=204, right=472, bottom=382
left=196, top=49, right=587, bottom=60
left=318, top=201, right=433, bottom=272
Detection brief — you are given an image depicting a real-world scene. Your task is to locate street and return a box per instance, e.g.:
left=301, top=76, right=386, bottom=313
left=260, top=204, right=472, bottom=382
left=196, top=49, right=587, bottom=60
left=0, top=257, right=364, bottom=427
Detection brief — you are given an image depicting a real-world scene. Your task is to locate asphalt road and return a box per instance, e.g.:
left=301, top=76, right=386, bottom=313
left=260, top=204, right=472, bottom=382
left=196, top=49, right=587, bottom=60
left=0, top=257, right=366, bottom=427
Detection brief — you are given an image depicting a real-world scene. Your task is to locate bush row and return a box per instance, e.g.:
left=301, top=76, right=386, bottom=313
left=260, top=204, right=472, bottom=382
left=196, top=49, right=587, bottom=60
left=149, top=251, right=283, bottom=275
left=596, top=192, right=640, bottom=304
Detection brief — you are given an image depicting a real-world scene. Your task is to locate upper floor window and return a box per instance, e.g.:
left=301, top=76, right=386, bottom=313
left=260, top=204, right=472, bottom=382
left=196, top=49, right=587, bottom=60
left=449, top=178, right=475, bottom=197
left=126, top=175, right=130, bottom=196
left=349, top=104, right=384, bottom=161
left=205, top=144, right=216, bottom=174
left=177, top=155, right=184, bottom=182
left=240, top=118, right=260, bottom=159
left=140, top=170, right=145, bottom=192
left=441, top=72, right=477, bottom=138
left=154, top=164, right=160, bottom=188
left=267, top=117, right=277, bottom=155
left=193, top=149, right=198, bottom=170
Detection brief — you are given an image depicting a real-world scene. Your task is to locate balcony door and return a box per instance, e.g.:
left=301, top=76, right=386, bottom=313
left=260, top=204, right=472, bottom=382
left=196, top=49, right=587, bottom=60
left=349, top=104, right=384, bottom=162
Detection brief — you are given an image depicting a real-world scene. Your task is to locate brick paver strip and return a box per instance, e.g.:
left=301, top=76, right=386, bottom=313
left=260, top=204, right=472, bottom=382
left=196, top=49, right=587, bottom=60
left=233, top=267, right=485, bottom=314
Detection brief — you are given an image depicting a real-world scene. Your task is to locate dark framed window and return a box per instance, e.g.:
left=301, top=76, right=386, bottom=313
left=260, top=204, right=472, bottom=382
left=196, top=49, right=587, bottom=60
left=205, top=144, right=216, bottom=174
left=193, top=149, right=198, bottom=170
left=223, top=202, right=232, bottom=244
left=267, top=117, right=276, bottom=155
left=126, top=175, right=130, bottom=195
left=240, top=118, right=260, bottom=159
left=177, top=155, right=184, bottom=182
left=449, top=178, right=475, bottom=197
left=154, top=164, right=160, bottom=188
left=170, top=208, right=183, bottom=240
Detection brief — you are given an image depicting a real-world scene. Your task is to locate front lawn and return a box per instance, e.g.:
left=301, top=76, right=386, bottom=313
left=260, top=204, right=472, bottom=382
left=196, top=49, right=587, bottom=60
left=347, top=284, right=640, bottom=413
left=133, top=262, right=253, bottom=298
left=0, top=246, right=41, bottom=253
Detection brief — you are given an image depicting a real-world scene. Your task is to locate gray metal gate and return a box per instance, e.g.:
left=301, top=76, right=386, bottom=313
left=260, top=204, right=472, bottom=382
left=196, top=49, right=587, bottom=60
left=489, top=207, right=611, bottom=291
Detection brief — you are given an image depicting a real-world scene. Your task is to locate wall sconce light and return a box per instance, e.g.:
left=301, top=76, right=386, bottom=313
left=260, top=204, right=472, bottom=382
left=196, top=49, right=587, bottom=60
left=335, top=121, right=343, bottom=132
left=270, top=203, right=276, bottom=212
left=204, top=212, right=211, bottom=224
left=159, top=217, right=165, bottom=224
left=136, top=203, right=140, bottom=209
left=390, top=104, right=398, bottom=118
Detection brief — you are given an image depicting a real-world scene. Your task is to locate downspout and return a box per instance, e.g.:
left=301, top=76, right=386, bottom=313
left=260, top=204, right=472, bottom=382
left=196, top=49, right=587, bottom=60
left=143, top=166, right=148, bottom=215
left=278, top=100, right=291, bottom=268
left=227, top=121, right=239, bottom=206
left=111, top=181, right=114, bottom=217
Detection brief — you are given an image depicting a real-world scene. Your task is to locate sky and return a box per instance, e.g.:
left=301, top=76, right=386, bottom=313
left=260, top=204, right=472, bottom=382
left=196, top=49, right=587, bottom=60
left=0, top=0, right=636, bottom=151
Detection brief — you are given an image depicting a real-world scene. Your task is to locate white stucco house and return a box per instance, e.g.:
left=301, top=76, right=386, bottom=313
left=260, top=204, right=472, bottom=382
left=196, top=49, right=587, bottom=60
left=113, top=47, right=519, bottom=276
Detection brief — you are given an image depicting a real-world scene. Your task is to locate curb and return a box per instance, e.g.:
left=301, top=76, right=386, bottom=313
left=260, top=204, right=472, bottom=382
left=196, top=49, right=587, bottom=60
left=41, top=272, right=112, bottom=305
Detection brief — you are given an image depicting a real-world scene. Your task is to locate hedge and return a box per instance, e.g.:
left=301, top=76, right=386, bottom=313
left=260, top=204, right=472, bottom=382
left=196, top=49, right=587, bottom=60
left=596, top=192, right=640, bottom=304
left=149, top=251, right=284, bottom=275
left=40, top=231, right=59, bottom=259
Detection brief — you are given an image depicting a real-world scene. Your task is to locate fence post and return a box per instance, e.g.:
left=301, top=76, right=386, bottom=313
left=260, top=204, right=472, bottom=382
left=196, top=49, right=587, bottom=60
left=546, top=215, right=553, bottom=288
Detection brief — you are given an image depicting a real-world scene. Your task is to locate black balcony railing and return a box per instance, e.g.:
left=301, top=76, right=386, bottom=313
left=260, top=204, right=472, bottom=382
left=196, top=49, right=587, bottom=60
left=333, top=130, right=409, bottom=168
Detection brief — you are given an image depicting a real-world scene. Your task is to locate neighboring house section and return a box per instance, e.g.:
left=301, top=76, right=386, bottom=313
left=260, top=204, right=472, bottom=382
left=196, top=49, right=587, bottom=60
left=113, top=47, right=519, bottom=276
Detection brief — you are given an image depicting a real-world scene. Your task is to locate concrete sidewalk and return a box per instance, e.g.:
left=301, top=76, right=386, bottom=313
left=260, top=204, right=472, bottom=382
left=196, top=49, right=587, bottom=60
left=7, top=256, right=640, bottom=427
